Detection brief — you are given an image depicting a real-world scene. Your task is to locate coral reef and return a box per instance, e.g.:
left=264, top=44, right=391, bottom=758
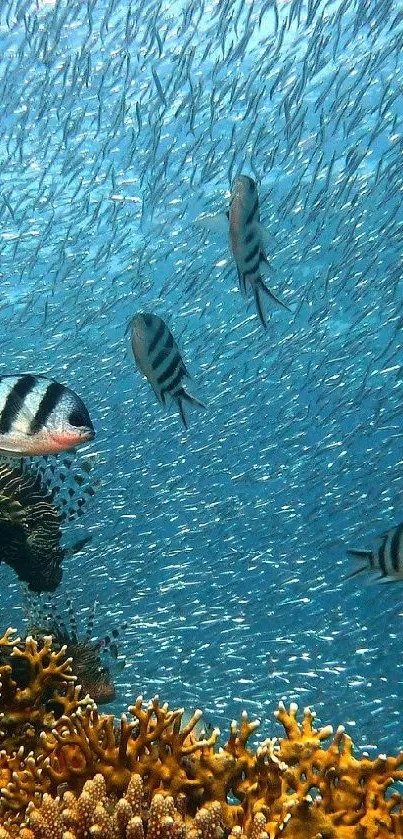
left=23, top=595, right=125, bottom=705
left=0, top=630, right=402, bottom=838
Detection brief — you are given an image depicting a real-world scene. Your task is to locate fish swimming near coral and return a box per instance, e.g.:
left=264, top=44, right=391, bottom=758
left=0, top=456, right=96, bottom=592
left=347, top=522, right=403, bottom=581
left=228, top=175, right=291, bottom=328
left=0, top=598, right=124, bottom=706
left=0, top=374, right=94, bottom=457
left=130, top=313, right=205, bottom=428
left=23, top=597, right=125, bottom=704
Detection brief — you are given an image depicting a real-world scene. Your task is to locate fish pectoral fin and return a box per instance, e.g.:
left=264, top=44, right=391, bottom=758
left=195, top=212, right=229, bottom=237
left=65, top=534, right=92, bottom=558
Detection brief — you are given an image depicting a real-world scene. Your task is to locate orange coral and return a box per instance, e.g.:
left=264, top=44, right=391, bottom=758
left=0, top=630, right=402, bottom=838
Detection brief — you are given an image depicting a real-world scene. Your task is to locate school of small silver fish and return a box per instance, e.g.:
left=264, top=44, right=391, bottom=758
left=0, top=0, right=402, bottom=746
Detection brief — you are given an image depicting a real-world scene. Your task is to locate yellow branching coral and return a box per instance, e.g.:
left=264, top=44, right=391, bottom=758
left=0, top=632, right=92, bottom=732
left=0, top=630, right=403, bottom=838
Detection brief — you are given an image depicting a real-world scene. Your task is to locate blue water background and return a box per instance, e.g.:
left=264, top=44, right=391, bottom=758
left=0, top=0, right=402, bottom=755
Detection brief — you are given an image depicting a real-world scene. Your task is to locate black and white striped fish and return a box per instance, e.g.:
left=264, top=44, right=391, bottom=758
left=347, top=522, right=403, bottom=581
left=229, top=175, right=291, bottom=328
left=130, top=313, right=205, bottom=428
left=0, top=374, right=94, bottom=457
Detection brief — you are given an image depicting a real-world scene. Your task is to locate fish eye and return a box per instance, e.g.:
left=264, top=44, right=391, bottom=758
left=68, top=408, right=93, bottom=429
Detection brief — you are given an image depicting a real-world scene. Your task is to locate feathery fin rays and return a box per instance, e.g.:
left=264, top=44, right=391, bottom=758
left=22, top=593, right=127, bottom=703
left=0, top=453, right=97, bottom=592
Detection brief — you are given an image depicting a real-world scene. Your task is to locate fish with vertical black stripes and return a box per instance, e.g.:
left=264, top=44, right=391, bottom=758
left=228, top=175, right=291, bottom=328
left=130, top=313, right=205, bottom=428
left=347, top=523, right=403, bottom=581
left=0, top=374, right=94, bottom=456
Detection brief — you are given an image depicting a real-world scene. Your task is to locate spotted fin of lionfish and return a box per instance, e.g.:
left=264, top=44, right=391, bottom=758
left=22, top=451, right=101, bottom=522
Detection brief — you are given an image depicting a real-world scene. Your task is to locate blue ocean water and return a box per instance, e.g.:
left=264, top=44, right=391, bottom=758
left=0, top=0, right=402, bottom=757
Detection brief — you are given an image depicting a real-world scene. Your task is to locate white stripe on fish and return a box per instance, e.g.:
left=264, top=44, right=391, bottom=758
left=0, top=374, right=94, bottom=457
left=347, top=522, right=403, bottom=581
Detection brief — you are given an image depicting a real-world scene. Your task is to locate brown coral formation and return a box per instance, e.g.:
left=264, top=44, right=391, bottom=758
left=0, top=629, right=402, bottom=838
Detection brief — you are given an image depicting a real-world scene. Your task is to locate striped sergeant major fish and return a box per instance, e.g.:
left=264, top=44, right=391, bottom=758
left=347, top=522, right=403, bottom=581
left=229, top=175, right=291, bottom=328
left=130, top=313, right=205, bottom=428
left=0, top=374, right=94, bottom=457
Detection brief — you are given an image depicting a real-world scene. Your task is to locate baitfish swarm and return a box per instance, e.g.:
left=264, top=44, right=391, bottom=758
left=130, top=313, right=205, bottom=428
left=0, top=375, right=94, bottom=457
left=0, top=457, right=95, bottom=592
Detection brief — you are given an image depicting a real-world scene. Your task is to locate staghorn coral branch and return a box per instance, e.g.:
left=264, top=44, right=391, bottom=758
left=0, top=630, right=20, bottom=648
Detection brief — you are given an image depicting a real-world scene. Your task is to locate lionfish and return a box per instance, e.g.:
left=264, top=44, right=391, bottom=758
left=0, top=454, right=97, bottom=592
left=15, top=597, right=125, bottom=705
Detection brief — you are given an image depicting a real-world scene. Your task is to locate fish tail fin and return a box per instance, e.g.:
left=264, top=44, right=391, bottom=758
left=345, top=548, right=373, bottom=579
left=176, top=388, right=206, bottom=428
left=258, top=277, right=291, bottom=312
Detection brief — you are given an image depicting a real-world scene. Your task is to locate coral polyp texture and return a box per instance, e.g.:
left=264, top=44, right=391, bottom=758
left=0, top=630, right=402, bottom=837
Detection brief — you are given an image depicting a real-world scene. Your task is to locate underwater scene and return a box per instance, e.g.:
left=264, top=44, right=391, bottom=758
left=0, top=0, right=403, bottom=834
